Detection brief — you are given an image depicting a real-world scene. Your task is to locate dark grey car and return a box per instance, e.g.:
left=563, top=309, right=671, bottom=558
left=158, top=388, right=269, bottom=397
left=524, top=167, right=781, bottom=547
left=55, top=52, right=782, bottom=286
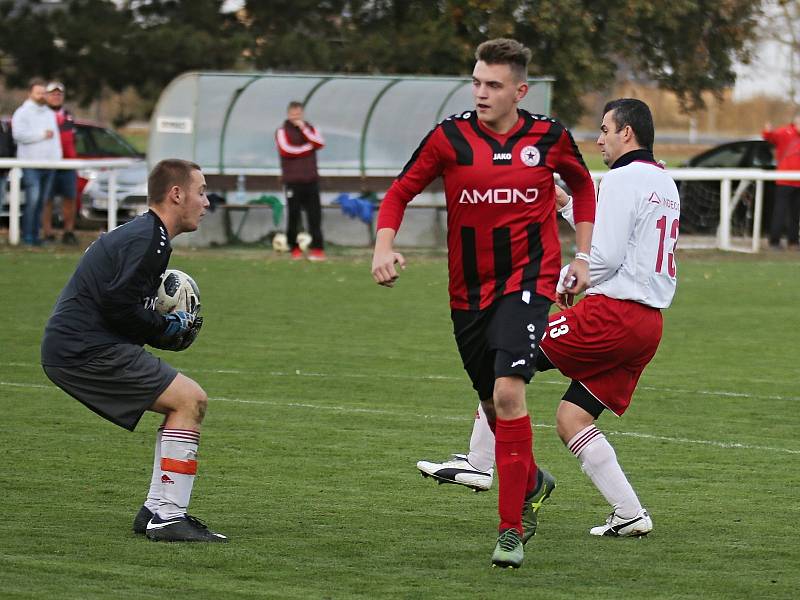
left=679, top=139, right=775, bottom=234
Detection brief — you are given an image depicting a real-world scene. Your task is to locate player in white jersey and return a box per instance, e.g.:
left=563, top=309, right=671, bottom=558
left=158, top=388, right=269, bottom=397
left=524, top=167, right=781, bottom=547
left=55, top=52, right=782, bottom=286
left=417, top=98, right=680, bottom=538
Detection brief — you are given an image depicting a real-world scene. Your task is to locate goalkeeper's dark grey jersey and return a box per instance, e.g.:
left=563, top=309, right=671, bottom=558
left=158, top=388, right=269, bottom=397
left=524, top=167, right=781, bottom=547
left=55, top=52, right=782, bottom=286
left=41, top=210, right=171, bottom=367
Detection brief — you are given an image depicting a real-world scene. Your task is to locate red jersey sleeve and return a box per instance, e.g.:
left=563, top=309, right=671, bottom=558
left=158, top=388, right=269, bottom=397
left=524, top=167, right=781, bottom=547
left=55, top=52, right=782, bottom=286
left=376, top=126, right=447, bottom=231
left=547, top=127, right=596, bottom=224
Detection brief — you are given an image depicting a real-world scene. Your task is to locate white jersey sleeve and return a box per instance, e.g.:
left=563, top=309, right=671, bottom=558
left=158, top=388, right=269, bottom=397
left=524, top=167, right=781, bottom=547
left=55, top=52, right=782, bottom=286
left=586, top=162, right=680, bottom=308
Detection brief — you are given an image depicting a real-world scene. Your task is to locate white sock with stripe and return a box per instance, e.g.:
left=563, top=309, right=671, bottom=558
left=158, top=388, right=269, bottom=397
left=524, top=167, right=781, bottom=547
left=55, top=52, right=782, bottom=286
left=567, top=425, right=642, bottom=519
left=467, top=403, right=495, bottom=472
left=143, top=425, right=164, bottom=513
left=157, top=428, right=200, bottom=520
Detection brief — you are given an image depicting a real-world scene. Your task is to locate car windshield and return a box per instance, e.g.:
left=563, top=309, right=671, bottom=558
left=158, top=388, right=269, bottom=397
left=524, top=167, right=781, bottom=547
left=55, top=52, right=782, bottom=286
left=692, top=143, right=750, bottom=168
left=75, top=125, right=141, bottom=158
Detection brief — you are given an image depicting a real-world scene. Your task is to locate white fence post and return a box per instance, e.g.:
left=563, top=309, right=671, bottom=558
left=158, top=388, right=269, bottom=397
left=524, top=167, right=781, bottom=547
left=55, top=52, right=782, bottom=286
left=107, top=169, right=118, bottom=231
left=752, top=179, right=764, bottom=253
left=9, top=167, right=21, bottom=245
left=718, top=177, right=732, bottom=251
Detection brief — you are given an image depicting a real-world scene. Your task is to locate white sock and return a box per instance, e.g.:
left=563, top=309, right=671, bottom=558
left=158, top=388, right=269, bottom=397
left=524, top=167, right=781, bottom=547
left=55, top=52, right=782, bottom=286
left=467, top=403, right=495, bottom=472
left=157, top=428, right=200, bottom=520
left=143, top=426, right=164, bottom=513
left=567, top=425, right=642, bottom=519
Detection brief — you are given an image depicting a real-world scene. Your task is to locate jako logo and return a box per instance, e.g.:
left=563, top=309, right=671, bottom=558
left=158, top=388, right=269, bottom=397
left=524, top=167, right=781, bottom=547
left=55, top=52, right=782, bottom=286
left=459, top=188, right=540, bottom=204
left=493, top=152, right=512, bottom=160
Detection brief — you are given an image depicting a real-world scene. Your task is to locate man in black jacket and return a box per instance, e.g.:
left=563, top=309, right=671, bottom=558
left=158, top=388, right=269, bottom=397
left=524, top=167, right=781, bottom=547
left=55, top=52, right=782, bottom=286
left=275, top=101, right=327, bottom=260
left=0, top=118, right=14, bottom=214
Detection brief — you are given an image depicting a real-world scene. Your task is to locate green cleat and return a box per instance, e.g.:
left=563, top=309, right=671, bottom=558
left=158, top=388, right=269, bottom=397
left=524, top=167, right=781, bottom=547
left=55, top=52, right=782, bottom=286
left=521, top=468, right=556, bottom=545
left=491, top=528, right=524, bottom=569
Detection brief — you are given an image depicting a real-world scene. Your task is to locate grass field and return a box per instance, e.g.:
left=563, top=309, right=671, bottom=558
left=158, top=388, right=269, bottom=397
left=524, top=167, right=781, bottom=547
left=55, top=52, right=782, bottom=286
left=1, top=245, right=799, bottom=599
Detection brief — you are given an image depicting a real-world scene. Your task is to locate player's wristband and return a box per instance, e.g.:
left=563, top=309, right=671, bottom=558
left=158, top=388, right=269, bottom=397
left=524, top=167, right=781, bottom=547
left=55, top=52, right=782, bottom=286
left=575, top=252, right=591, bottom=264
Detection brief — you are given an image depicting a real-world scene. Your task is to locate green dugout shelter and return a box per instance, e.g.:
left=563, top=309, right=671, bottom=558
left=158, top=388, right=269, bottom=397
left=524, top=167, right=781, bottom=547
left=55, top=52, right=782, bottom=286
left=148, top=71, right=554, bottom=185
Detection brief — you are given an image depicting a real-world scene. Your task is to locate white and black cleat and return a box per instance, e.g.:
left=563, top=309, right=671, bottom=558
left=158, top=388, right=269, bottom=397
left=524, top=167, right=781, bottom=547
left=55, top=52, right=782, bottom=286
left=146, top=514, right=228, bottom=543
left=416, top=454, right=493, bottom=492
left=133, top=505, right=154, bottom=535
left=589, top=508, right=653, bottom=537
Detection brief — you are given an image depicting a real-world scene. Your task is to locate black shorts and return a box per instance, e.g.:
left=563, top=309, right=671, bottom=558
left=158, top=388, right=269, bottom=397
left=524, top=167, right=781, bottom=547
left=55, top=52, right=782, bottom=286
left=451, top=291, right=551, bottom=401
left=43, top=344, right=178, bottom=432
left=50, top=169, right=77, bottom=199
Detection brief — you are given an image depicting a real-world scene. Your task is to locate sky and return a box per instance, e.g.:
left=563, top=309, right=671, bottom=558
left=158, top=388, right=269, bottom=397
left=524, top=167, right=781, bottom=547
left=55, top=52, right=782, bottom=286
left=733, top=8, right=794, bottom=103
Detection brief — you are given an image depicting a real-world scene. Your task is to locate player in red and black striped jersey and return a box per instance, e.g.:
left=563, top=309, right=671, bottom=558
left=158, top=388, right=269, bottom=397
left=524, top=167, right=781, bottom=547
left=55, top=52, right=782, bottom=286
left=372, top=38, right=595, bottom=569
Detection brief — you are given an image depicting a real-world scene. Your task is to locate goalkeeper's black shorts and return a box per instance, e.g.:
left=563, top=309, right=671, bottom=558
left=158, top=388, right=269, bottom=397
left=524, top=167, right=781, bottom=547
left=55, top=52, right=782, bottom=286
left=43, top=343, right=178, bottom=431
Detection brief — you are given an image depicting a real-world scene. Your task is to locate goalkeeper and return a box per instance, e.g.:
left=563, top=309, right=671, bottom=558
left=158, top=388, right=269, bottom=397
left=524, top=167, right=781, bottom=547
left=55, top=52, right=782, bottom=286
left=41, top=159, right=226, bottom=543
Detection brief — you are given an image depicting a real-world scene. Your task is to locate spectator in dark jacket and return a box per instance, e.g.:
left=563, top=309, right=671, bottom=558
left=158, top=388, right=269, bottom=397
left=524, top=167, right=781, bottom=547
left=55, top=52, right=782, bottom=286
left=275, top=101, right=326, bottom=261
left=0, top=118, right=13, bottom=212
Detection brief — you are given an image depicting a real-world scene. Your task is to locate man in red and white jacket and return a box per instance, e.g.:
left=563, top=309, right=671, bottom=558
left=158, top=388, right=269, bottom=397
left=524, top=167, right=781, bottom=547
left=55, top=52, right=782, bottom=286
left=275, top=101, right=326, bottom=261
left=763, top=116, right=800, bottom=249
left=43, top=81, right=79, bottom=245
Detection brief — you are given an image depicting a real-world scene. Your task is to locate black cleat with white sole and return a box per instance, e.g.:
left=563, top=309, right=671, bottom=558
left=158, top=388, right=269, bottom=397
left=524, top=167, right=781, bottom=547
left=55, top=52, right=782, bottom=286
left=133, top=505, right=154, bottom=535
left=146, top=514, right=228, bottom=543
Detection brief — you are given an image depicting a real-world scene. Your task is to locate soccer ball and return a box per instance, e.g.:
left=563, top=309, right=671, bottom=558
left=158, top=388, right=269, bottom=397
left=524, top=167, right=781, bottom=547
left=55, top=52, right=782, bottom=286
left=272, top=232, right=289, bottom=253
left=156, top=269, right=200, bottom=315
left=296, top=231, right=312, bottom=251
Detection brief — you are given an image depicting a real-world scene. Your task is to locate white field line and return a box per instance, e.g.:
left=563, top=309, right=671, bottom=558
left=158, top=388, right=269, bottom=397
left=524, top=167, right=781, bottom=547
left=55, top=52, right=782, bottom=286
left=3, top=360, right=800, bottom=402
left=211, top=395, right=800, bottom=456
left=3, top=376, right=796, bottom=455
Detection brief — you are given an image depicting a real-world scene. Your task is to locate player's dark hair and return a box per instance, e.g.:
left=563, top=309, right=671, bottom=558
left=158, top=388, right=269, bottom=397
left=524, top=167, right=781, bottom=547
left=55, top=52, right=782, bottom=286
left=28, top=77, right=46, bottom=90
left=475, top=38, right=531, bottom=82
left=148, top=159, right=201, bottom=205
left=603, top=98, right=654, bottom=152
left=287, top=100, right=304, bottom=111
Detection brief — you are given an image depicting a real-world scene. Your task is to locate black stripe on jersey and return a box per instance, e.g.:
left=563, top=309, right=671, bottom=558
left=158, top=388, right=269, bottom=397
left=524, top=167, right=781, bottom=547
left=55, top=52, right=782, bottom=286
left=460, top=226, right=481, bottom=310
left=492, top=227, right=512, bottom=299
left=397, top=126, right=437, bottom=180
left=521, top=223, right=543, bottom=288
left=535, top=120, right=588, bottom=172
left=441, top=119, right=473, bottom=165
left=563, top=124, right=589, bottom=171
left=532, top=122, right=562, bottom=166
left=467, top=110, right=535, bottom=165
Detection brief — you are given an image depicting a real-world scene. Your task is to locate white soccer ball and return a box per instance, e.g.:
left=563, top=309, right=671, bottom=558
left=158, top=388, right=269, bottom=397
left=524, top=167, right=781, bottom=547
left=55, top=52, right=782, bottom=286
left=272, top=232, right=289, bottom=253
left=156, top=269, right=200, bottom=315
left=296, top=231, right=312, bottom=251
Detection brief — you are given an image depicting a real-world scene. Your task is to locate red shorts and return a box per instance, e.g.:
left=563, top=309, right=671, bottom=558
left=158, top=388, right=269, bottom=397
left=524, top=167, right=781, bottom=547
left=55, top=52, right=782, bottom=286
left=539, top=294, right=663, bottom=416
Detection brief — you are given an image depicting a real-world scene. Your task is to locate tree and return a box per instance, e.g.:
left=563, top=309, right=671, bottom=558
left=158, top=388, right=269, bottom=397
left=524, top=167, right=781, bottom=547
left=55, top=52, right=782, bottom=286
left=0, top=0, right=247, bottom=120
left=241, top=0, right=764, bottom=123
left=615, top=0, right=765, bottom=113
left=0, top=0, right=765, bottom=124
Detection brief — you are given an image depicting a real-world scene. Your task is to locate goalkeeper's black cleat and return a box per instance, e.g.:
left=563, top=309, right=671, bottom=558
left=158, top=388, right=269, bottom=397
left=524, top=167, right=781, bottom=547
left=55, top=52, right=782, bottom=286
left=146, top=513, right=228, bottom=543
left=133, top=505, right=154, bottom=535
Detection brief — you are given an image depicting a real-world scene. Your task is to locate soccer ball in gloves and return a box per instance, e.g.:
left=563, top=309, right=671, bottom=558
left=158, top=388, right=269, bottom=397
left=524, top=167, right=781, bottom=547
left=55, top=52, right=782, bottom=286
left=156, top=269, right=200, bottom=315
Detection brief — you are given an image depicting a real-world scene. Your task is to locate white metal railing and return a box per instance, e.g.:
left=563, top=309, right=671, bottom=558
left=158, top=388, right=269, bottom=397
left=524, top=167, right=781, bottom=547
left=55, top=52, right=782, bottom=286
left=588, top=168, right=800, bottom=253
left=3, top=162, right=796, bottom=252
left=0, top=158, right=135, bottom=245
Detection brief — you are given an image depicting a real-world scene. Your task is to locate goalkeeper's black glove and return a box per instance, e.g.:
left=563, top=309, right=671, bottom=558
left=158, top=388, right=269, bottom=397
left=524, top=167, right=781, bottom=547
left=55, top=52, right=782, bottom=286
left=150, top=310, right=202, bottom=351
